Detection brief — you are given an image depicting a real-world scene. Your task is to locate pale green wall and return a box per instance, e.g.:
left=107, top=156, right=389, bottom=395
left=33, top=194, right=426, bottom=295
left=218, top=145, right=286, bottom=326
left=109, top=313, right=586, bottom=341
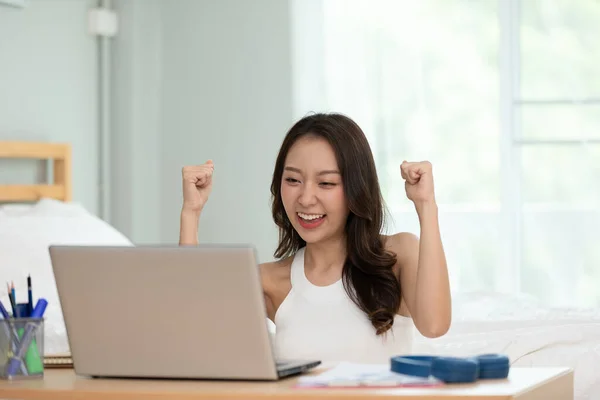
left=0, top=0, right=99, bottom=213
left=1, top=0, right=296, bottom=262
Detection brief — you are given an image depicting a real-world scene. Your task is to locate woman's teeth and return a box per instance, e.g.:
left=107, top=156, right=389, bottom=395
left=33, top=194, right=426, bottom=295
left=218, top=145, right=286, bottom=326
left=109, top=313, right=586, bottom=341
left=298, top=212, right=324, bottom=221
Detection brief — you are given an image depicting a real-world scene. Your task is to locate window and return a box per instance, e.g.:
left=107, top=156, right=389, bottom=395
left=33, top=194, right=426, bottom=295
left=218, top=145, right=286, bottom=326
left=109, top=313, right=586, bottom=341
left=292, top=0, right=600, bottom=307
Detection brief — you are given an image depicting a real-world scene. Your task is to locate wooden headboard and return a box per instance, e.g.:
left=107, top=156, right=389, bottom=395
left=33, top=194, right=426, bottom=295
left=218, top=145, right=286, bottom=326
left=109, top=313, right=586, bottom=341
left=0, top=141, right=72, bottom=202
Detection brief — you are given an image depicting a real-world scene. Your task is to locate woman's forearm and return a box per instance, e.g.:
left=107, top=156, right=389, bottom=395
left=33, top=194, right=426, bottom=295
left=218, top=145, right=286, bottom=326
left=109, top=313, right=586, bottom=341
left=414, top=200, right=451, bottom=336
left=179, top=208, right=201, bottom=245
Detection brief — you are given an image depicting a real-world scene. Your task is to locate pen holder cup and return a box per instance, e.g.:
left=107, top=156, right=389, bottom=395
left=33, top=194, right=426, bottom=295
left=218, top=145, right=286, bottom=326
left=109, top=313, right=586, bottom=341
left=0, top=318, right=44, bottom=380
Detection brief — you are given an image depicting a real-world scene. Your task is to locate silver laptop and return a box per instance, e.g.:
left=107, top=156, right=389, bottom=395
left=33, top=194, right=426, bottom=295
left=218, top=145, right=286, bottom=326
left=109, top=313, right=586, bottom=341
left=49, top=245, right=321, bottom=380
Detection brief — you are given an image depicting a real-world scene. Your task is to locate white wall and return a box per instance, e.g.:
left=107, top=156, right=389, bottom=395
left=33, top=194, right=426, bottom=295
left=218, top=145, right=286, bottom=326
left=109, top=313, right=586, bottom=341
left=0, top=0, right=99, bottom=213
left=0, top=0, right=297, bottom=262
left=109, top=0, right=162, bottom=243
left=156, top=0, right=295, bottom=262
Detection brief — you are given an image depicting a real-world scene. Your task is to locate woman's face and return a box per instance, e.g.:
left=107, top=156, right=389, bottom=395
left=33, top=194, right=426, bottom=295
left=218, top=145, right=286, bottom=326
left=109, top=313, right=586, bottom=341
left=280, top=135, right=349, bottom=245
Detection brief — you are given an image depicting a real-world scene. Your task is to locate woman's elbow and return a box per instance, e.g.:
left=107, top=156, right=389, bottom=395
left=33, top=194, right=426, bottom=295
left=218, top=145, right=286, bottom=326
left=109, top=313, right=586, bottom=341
left=419, top=325, right=449, bottom=338
left=416, top=316, right=451, bottom=338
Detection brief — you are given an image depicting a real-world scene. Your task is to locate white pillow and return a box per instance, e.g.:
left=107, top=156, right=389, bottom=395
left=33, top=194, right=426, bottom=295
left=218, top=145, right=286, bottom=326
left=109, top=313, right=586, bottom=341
left=0, top=199, right=133, bottom=355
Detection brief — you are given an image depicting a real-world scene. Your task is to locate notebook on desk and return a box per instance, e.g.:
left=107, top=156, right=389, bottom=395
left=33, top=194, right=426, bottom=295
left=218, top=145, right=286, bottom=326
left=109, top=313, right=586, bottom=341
left=49, top=245, right=321, bottom=380
left=295, top=362, right=443, bottom=388
left=44, top=353, right=73, bottom=369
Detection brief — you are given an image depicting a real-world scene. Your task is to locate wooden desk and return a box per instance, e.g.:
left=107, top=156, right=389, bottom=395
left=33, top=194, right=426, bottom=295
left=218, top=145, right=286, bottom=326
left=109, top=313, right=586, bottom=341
left=0, top=367, right=573, bottom=400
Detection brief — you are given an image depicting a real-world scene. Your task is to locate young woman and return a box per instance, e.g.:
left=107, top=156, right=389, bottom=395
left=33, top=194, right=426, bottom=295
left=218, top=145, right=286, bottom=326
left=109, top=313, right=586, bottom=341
left=179, top=113, right=451, bottom=364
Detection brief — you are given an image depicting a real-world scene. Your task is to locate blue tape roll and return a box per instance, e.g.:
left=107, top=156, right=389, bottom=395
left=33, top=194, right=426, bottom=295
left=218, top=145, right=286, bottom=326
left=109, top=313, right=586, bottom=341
left=390, top=355, right=434, bottom=378
left=390, top=353, right=510, bottom=383
left=475, top=354, right=510, bottom=379
left=431, top=357, right=479, bottom=383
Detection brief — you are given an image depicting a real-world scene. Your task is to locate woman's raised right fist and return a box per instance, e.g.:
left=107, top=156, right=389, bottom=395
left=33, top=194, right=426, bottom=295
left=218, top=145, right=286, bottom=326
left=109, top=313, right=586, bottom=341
left=181, top=160, right=214, bottom=212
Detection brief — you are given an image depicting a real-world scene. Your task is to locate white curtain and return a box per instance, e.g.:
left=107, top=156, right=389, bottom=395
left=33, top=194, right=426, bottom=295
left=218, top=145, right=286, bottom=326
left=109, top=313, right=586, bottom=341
left=291, top=0, right=600, bottom=307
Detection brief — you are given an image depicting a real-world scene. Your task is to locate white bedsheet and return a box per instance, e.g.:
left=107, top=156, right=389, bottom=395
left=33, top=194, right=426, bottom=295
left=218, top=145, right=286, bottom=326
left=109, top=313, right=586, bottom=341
left=0, top=198, right=132, bottom=355
left=413, top=292, right=600, bottom=400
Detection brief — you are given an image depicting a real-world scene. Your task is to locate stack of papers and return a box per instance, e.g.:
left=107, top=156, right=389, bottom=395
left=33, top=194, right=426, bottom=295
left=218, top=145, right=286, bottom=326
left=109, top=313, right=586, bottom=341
left=295, top=362, right=443, bottom=388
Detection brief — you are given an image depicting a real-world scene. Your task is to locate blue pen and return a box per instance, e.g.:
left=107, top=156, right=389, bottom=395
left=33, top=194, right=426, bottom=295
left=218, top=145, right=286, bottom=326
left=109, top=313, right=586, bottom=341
left=0, top=300, right=9, bottom=320
left=7, top=288, right=17, bottom=318
left=27, top=276, right=33, bottom=317
left=10, top=282, right=19, bottom=318
left=5, top=298, right=48, bottom=376
left=0, top=301, right=27, bottom=375
left=0, top=300, right=9, bottom=368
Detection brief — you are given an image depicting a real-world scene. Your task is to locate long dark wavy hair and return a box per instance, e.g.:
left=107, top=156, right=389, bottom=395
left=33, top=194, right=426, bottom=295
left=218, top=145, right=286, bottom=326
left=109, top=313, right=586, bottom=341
left=270, top=112, right=401, bottom=335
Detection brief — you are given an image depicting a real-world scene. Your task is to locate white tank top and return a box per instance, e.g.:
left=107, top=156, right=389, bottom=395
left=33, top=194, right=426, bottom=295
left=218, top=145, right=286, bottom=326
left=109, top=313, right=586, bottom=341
left=272, top=247, right=414, bottom=364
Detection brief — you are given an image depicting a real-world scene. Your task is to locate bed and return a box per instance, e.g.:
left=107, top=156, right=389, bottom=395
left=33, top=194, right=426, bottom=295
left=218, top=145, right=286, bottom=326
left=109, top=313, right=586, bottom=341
left=0, top=141, right=132, bottom=360
left=412, top=293, right=600, bottom=399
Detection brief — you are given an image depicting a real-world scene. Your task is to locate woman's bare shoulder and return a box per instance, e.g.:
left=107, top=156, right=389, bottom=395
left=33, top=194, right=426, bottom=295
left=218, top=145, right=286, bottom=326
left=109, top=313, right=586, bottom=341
left=383, top=231, right=419, bottom=244
left=383, top=232, right=419, bottom=262
left=259, top=256, right=294, bottom=321
left=259, top=256, right=293, bottom=288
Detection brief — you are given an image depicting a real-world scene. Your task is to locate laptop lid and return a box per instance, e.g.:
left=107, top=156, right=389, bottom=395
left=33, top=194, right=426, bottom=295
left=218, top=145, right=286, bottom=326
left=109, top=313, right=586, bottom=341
left=49, top=245, right=280, bottom=380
